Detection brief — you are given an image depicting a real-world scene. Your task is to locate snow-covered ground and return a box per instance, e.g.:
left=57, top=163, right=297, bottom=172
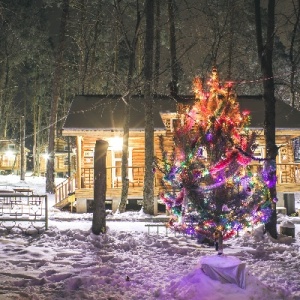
left=0, top=174, right=300, bottom=299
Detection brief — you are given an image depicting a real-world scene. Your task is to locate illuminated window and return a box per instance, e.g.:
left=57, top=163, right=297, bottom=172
left=292, top=137, right=300, bottom=162
left=7, top=144, right=15, bottom=150
left=253, top=147, right=264, bottom=160
left=111, top=148, right=133, bottom=187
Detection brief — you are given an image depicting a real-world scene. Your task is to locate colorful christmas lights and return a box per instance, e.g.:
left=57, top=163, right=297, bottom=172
left=156, top=68, right=273, bottom=245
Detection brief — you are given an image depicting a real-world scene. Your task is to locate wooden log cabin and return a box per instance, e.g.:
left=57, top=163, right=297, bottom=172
left=0, top=139, right=29, bottom=175
left=61, top=94, right=300, bottom=213
left=61, top=95, right=173, bottom=212
left=39, top=137, right=76, bottom=177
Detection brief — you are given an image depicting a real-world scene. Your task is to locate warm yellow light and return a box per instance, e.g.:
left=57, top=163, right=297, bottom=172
left=5, top=150, right=15, bottom=158
left=109, top=137, right=123, bottom=151
left=43, top=153, right=50, bottom=160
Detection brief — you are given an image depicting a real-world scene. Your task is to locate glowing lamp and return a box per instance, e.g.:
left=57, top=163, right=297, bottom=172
left=43, top=153, right=50, bottom=160
left=5, top=150, right=15, bottom=158
left=109, top=137, right=123, bottom=151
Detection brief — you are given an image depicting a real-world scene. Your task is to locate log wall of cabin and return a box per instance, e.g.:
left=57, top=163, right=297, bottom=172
left=70, top=124, right=300, bottom=190
left=161, top=114, right=300, bottom=185
left=0, top=141, right=22, bottom=173
left=0, top=154, right=21, bottom=173
left=39, top=154, right=76, bottom=176
left=275, top=135, right=297, bottom=183
left=79, top=132, right=169, bottom=189
left=39, top=138, right=76, bottom=177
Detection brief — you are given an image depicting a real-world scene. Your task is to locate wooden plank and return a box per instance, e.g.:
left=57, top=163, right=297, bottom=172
left=277, top=184, right=300, bottom=192
left=74, top=186, right=161, bottom=200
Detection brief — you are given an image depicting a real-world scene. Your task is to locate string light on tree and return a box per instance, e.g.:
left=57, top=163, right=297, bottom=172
left=156, top=68, right=274, bottom=254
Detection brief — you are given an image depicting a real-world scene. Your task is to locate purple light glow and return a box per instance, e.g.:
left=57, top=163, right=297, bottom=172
left=206, top=133, right=213, bottom=142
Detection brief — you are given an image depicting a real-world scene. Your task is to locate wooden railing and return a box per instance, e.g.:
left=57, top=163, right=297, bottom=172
left=76, top=163, right=300, bottom=192
left=55, top=176, right=76, bottom=204
left=277, top=163, right=300, bottom=184
left=51, top=163, right=300, bottom=207
left=249, top=163, right=300, bottom=184
left=80, top=166, right=159, bottom=189
left=81, top=168, right=93, bottom=188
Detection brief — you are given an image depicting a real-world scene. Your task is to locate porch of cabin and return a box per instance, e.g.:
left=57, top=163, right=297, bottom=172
left=74, top=166, right=165, bottom=214
left=53, top=162, right=300, bottom=214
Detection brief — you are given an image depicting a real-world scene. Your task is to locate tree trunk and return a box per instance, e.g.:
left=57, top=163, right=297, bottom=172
left=92, top=140, right=108, bottom=235
left=119, top=98, right=130, bottom=213
left=289, top=0, right=300, bottom=108
left=46, top=0, right=69, bottom=193
left=32, top=94, right=38, bottom=176
left=0, top=55, right=10, bottom=138
left=20, top=116, right=25, bottom=180
left=153, top=0, right=161, bottom=93
left=254, top=0, right=278, bottom=239
left=36, top=103, right=42, bottom=176
left=115, top=0, right=141, bottom=213
left=168, top=0, right=179, bottom=95
left=143, top=0, right=155, bottom=215
left=227, top=0, right=235, bottom=80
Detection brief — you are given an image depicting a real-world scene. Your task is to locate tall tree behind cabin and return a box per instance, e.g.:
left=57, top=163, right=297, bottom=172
left=143, top=0, right=155, bottom=214
left=254, top=0, right=278, bottom=239
left=113, top=0, right=142, bottom=213
left=46, top=0, right=69, bottom=193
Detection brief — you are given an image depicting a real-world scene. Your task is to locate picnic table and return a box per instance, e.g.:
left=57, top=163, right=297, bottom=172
left=201, top=255, right=246, bottom=289
left=13, top=188, right=34, bottom=195
left=0, top=189, right=14, bottom=193
left=0, top=192, right=28, bottom=204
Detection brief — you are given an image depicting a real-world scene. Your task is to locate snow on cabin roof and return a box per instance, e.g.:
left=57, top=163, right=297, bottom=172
left=62, top=94, right=300, bottom=134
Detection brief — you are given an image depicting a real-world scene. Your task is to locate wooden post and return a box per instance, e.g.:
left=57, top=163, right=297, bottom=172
left=76, top=136, right=82, bottom=188
left=67, top=136, right=71, bottom=177
left=92, top=140, right=109, bottom=235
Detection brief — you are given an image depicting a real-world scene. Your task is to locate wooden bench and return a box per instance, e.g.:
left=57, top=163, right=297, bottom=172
left=13, top=188, right=34, bottom=195
left=0, top=194, right=48, bottom=233
left=276, top=206, right=287, bottom=215
left=145, top=223, right=169, bottom=236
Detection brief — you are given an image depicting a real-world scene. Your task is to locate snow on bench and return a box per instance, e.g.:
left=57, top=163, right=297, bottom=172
left=0, top=193, right=48, bottom=233
left=145, top=223, right=169, bottom=236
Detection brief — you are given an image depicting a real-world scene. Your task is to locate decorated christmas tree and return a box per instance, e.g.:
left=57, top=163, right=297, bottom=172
left=156, top=68, right=274, bottom=253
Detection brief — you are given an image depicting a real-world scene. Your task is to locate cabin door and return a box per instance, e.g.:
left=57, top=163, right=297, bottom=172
left=110, top=148, right=133, bottom=188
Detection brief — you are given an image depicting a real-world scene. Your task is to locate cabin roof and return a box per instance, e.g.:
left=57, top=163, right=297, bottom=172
left=238, top=95, right=300, bottom=129
left=62, top=94, right=300, bottom=134
left=62, top=95, right=177, bottom=132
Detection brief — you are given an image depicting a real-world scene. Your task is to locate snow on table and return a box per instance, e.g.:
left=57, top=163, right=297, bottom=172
left=200, top=255, right=246, bottom=289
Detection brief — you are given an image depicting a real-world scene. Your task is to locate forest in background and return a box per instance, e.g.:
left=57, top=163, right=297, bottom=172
left=0, top=0, right=299, bottom=176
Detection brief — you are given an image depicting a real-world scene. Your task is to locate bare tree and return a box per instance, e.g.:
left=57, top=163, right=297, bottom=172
left=153, top=0, right=161, bottom=93
left=46, top=0, right=69, bottom=193
left=254, top=0, right=278, bottom=239
left=92, top=140, right=109, bottom=235
left=168, top=0, right=179, bottom=95
left=289, top=0, right=300, bottom=108
left=113, top=0, right=142, bottom=213
left=143, top=0, right=155, bottom=215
